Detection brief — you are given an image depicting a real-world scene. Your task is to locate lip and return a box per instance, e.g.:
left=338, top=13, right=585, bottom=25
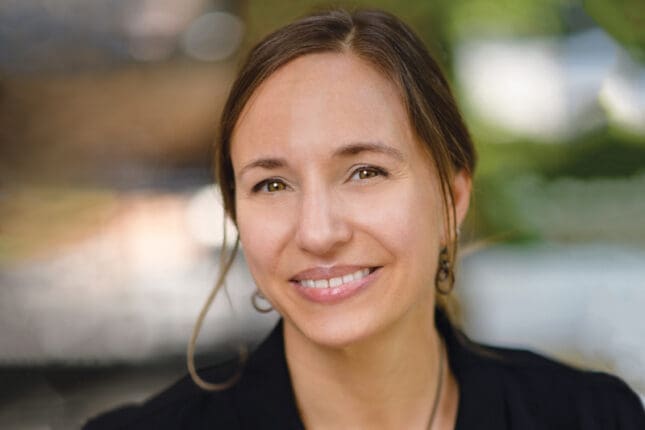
left=291, top=266, right=381, bottom=304
left=290, top=265, right=374, bottom=281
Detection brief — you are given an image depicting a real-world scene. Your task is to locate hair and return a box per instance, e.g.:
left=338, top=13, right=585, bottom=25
left=188, top=7, right=477, bottom=391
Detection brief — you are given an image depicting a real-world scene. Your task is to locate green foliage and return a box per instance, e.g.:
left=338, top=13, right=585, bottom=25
left=472, top=129, right=645, bottom=242
left=447, top=0, right=567, bottom=41
left=584, top=0, right=645, bottom=61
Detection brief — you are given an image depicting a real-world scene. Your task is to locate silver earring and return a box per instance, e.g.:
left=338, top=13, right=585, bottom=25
left=252, top=289, right=273, bottom=313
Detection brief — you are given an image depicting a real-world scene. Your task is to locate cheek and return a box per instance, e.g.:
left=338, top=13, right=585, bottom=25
left=350, top=181, right=442, bottom=251
left=236, top=199, right=294, bottom=278
left=346, top=178, right=443, bottom=292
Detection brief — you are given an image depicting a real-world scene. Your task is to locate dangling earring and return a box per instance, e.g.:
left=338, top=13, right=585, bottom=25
left=252, top=289, right=273, bottom=313
left=435, top=246, right=454, bottom=294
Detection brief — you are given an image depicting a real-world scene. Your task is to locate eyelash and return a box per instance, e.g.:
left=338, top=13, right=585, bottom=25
left=251, top=178, right=288, bottom=194
left=251, top=165, right=389, bottom=193
left=350, top=165, right=389, bottom=181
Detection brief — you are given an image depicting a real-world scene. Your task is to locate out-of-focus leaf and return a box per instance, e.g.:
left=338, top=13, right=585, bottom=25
left=448, top=0, right=565, bottom=40
left=584, top=0, right=645, bottom=61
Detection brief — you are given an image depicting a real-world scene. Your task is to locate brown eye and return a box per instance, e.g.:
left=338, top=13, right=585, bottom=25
left=357, top=168, right=378, bottom=179
left=351, top=166, right=387, bottom=181
left=266, top=180, right=286, bottom=192
left=252, top=179, right=288, bottom=193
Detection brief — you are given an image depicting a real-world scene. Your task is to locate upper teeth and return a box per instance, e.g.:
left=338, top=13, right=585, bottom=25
left=299, top=268, right=371, bottom=289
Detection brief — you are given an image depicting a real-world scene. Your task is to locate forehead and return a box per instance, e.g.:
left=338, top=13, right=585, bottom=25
left=231, top=52, right=417, bottom=163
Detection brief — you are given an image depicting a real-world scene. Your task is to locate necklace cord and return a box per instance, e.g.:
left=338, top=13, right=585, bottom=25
left=426, top=338, right=445, bottom=429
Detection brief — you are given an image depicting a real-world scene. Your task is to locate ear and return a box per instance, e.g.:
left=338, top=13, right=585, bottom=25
left=452, top=169, right=472, bottom=228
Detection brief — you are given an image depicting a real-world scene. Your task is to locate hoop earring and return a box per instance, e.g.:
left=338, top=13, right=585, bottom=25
left=435, top=246, right=454, bottom=294
left=252, top=289, right=273, bottom=313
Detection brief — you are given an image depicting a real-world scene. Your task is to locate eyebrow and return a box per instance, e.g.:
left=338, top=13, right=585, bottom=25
left=332, top=141, right=405, bottom=161
left=238, top=158, right=285, bottom=178
left=237, top=141, right=404, bottom=178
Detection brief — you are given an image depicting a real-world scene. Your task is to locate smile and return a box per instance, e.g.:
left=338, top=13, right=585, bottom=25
left=298, top=268, right=374, bottom=289
left=290, top=265, right=382, bottom=304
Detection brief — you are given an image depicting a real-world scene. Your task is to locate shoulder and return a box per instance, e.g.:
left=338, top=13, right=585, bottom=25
left=475, top=342, right=635, bottom=391
left=460, top=340, right=645, bottom=428
left=82, top=361, right=241, bottom=430
left=83, top=321, right=296, bottom=430
left=473, top=343, right=634, bottom=396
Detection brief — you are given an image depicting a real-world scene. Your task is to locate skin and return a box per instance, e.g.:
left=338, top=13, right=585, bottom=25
left=231, top=52, right=471, bottom=429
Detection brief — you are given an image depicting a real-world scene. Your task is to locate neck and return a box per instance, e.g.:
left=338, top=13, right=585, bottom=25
left=284, top=303, right=458, bottom=429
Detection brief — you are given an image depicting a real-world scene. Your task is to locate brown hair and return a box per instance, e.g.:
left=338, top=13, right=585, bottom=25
left=188, top=8, right=477, bottom=390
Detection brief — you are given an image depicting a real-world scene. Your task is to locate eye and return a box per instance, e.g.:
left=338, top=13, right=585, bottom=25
left=350, top=165, right=388, bottom=181
left=252, top=178, right=288, bottom=193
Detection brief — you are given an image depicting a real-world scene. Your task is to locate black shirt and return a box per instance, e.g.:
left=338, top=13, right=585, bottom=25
left=84, top=311, right=645, bottom=429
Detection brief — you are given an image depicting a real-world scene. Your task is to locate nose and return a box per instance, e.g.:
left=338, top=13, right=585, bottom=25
left=294, top=186, right=352, bottom=256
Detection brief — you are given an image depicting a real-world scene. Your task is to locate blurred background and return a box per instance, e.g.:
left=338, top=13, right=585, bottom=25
left=1, top=0, right=644, bottom=428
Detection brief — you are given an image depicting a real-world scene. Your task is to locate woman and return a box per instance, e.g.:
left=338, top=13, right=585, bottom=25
left=86, top=8, right=645, bottom=429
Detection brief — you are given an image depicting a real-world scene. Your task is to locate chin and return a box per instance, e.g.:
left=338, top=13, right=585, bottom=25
left=285, top=309, right=395, bottom=350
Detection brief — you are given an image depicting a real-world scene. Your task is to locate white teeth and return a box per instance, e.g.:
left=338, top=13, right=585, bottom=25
left=314, top=279, right=329, bottom=288
left=299, top=268, right=373, bottom=289
left=329, top=277, right=342, bottom=287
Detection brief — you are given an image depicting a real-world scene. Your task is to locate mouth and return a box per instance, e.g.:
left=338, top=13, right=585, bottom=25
left=292, top=267, right=380, bottom=289
left=290, top=266, right=383, bottom=305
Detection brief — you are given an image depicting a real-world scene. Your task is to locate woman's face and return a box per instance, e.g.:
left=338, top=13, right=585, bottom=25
left=231, top=52, right=470, bottom=348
